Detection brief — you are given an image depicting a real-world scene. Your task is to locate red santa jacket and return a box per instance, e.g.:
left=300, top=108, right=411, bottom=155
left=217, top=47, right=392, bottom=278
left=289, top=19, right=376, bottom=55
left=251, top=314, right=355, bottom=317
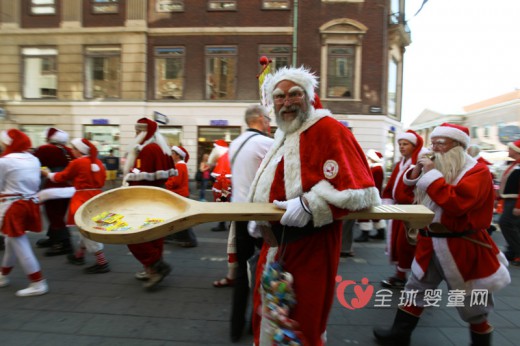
left=50, top=155, right=106, bottom=225
left=165, top=161, right=189, bottom=198
left=382, top=158, right=415, bottom=204
left=211, top=152, right=232, bottom=202
left=126, top=143, right=175, bottom=187
left=371, top=163, right=384, bottom=195
left=404, top=156, right=510, bottom=292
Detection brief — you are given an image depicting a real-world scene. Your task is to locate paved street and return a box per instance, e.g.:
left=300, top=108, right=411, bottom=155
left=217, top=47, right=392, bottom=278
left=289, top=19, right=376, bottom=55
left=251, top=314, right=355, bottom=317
left=0, top=191, right=518, bottom=345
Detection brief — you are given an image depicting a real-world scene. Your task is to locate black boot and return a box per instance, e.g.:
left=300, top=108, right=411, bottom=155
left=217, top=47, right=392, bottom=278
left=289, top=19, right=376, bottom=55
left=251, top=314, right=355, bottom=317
left=373, top=309, right=419, bottom=345
left=470, top=330, right=492, bottom=346
left=354, top=231, right=370, bottom=242
left=370, top=228, right=385, bottom=240
left=45, top=238, right=73, bottom=256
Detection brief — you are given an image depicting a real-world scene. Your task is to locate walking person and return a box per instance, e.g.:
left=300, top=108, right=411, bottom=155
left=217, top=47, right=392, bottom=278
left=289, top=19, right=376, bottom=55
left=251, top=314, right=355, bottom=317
left=380, top=130, right=424, bottom=289
left=498, top=139, right=520, bottom=265
left=165, top=145, right=198, bottom=247
left=374, top=123, right=511, bottom=346
left=42, top=138, right=110, bottom=274
left=33, top=127, right=74, bottom=256
left=199, top=153, right=210, bottom=201
left=228, top=104, right=273, bottom=342
left=123, top=118, right=176, bottom=289
left=249, top=66, right=380, bottom=345
left=0, top=129, right=48, bottom=296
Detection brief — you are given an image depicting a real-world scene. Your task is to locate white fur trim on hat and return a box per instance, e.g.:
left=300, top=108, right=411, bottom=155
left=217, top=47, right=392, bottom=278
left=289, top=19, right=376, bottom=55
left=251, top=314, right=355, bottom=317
left=397, top=132, right=417, bottom=146
left=0, top=130, right=12, bottom=146
left=71, top=138, right=89, bottom=155
left=367, top=149, right=382, bottom=163
left=430, top=126, right=470, bottom=149
left=265, top=66, right=318, bottom=104
left=508, top=140, right=520, bottom=154
left=171, top=146, right=185, bottom=159
left=49, top=129, right=68, bottom=144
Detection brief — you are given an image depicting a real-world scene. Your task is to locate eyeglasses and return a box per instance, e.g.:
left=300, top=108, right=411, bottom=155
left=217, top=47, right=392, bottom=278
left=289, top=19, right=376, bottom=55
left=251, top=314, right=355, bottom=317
left=430, top=139, right=457, bottom=148
left=273, top=91, right=305, bottom=105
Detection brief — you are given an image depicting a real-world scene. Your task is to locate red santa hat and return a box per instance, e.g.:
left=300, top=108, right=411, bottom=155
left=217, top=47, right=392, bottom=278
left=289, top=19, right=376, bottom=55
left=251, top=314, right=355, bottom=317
left=0, top=129, right=32, bottom=156
left=397, top=129, right=424, bottom=164
left=367, top=149, right=383, bottom=163
left=430, top=122, right=470, bottom=149
left=508, top=139, right=520, bottom=154
left=135, top=117, right=158, bottom=144
left=172, top=145, right=189, bottom=163
left=266, top=66, right=319, bottom=106
left=71, top=138, right=100, bottom=172
left=214, top=139, right=228, bottom=148
left=45, top=127, right=68, bottom=144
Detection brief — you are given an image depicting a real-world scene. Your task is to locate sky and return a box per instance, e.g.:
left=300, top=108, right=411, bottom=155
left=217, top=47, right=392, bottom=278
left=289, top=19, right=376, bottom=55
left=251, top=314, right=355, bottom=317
left=401, top=0, right=520, bottom=126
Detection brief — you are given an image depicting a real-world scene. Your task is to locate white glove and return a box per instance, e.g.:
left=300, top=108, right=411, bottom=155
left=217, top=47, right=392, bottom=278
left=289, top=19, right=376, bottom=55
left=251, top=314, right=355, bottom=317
left=247, top=221, right=262, bottom=238
left=274, top=197, right=312, bottom=228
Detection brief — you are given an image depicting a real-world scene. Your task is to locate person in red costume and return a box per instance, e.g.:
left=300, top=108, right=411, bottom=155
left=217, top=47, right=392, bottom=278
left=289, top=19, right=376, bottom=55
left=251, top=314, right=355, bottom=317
left=33, top=127, right=74, bottom=256
left=209, top=139, right=232, bottom=232
left=164, top=145, right=197, bottom=247
left=123, top=118, right=177, bottom=290
left=380, top=129, right=424, bottom=289
left=249, top=66, right=380, bottom=345
left=0, top=129, right=48, bottom=297
left=43, top=138, right=109, bottom=273
left=355, top=149, right=386, bottom=242
left=374, top=123, right=511, bottom=346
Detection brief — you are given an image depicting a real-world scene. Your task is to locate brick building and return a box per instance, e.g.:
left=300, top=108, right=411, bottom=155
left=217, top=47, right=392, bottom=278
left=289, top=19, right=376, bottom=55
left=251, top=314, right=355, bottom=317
left=0, top=0, right=411, bottom=176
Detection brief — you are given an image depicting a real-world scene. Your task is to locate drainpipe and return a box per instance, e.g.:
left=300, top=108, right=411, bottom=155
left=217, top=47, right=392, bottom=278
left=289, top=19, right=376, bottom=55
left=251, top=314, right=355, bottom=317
left=292, top=0, right=298, bottom=65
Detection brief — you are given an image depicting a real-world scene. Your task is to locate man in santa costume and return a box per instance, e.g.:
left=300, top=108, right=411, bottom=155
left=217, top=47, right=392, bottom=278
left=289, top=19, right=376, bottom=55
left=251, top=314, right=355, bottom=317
left=355, top=149, right=386, bottom=242
left=249, top=66, right=380, bottom=345
left=374, top=123, right=511, bottom=346
left=209, top=139, right=232, bottom=232
left=123, top=117, right=176, bottom=289
left=0, top=129, right=48, bottom=296
left=380, top=129, right=424, bottom=289
left=164, top=145, right=198, bottom=247
left=498, top=139, right=520, bottom=265
left=33, top=127, right=74, bottom=256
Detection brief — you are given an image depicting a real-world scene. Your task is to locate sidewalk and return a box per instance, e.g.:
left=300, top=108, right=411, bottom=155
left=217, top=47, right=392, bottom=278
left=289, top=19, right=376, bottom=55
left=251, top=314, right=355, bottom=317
left=0, top=214, right=518, bottom=345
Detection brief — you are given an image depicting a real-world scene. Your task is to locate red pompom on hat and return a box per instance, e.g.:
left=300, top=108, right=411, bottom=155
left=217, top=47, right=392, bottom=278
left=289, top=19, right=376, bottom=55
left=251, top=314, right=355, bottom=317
left=509, top=139, right=520, bottom=154
left=172, top=145, right=189, bottom=163
left=430, top=122, right=470, bottom=149
left=135, top=118, right=158, bottom=144
left=71, top=138, right=100, bottom=172
left=214, top=139, right=228, bottom=148
left=0, top=129, right=32, bottom=156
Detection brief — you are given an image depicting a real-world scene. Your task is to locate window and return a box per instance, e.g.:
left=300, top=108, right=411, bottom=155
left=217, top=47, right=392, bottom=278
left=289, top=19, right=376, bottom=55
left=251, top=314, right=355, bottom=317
left=262, top=0, right=290, bottom=9
left=31, top=0, right=56, bottom=14
left=157, top=0, right=184, bottom=12
left=155, top=47, right=185, bottom=100
left=159, top=127, right=183, bottom=147
left=258, top=45, right=291, bottom=72
left=92, top=0, right=119, bottom=14
left=205, top=46, right=237, bottom=100
left=84, top=125, right=120, bottom=157
left=320, top=19, right=366, bottom=100
left=326, top=46, right=355, bottom=98
left=22, top=47, right=57, bottom=99
left=19, top=125, right=51, bottom=149
left=388, top=58, right=398, bottom=116
left=470, top=126, right=478, bottom=139
left=208, top=0, right=236, bottom=11
left=85, top=46, right=121, bottom=99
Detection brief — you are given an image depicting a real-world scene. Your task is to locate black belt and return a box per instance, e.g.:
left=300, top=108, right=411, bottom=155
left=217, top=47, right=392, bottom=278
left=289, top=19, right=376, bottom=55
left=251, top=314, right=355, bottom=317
left=419, top=229, right=476, bottom=238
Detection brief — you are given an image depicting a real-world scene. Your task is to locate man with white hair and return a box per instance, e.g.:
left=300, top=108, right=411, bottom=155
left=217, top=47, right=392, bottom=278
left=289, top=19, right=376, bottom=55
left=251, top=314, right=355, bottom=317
left=374, top=123, right=511, bottom=346
left=33, top=127, right=74, bottom=256
left=123, top=118, right=177, bottom=290
left=249, top=66, right=380, bottom=345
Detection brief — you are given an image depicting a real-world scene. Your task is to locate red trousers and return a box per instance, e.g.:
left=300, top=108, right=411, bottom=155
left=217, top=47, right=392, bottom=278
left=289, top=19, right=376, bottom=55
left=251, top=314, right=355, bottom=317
left=127, top=238, right=164, bottom=267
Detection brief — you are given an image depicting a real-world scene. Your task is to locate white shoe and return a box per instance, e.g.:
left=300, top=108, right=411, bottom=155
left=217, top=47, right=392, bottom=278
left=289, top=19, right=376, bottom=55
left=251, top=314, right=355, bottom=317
left=16, top=279, right=49, bottom=297
left=0, top=273, right=9, bottom=287
left=135, top=270, right=149, bottom=281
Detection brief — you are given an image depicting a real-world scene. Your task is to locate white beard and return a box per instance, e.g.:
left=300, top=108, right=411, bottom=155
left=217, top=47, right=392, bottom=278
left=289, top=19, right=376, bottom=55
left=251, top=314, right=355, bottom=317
left=275, top=104, right=310, bottom=134
left=123, top=131, right=146, bottom=175
left=415, top=146, right=466, bottom=205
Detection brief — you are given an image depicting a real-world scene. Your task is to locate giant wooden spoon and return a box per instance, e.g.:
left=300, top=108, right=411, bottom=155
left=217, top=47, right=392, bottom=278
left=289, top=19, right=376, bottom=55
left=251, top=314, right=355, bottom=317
left=75, top=186, right=434, bottom=244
